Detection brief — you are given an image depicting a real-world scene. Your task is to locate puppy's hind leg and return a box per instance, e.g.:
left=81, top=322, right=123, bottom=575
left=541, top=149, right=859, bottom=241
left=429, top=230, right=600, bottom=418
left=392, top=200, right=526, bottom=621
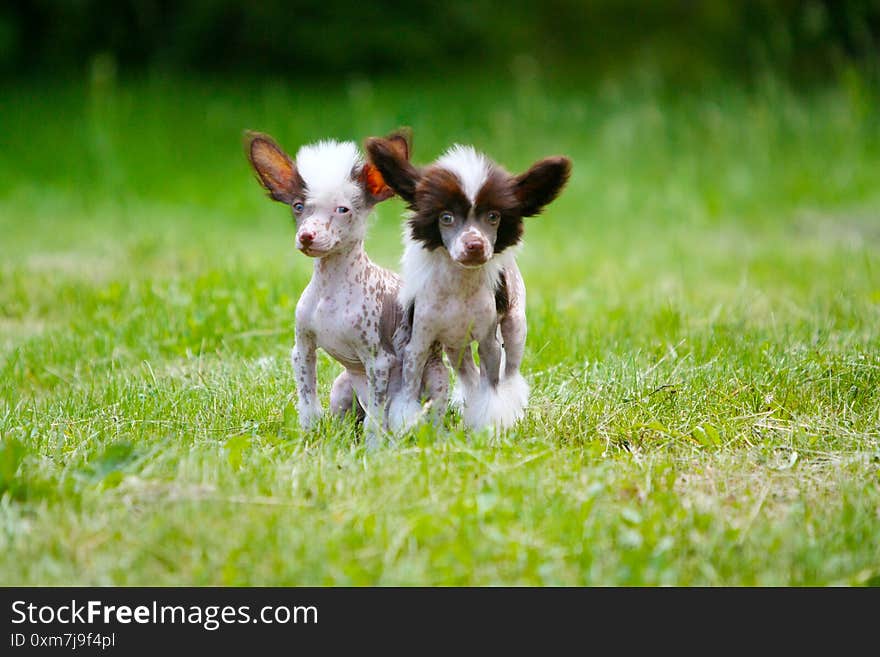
left=329, top=370, right=366, bottom=422
left=363, top=350, right=395, bottom=449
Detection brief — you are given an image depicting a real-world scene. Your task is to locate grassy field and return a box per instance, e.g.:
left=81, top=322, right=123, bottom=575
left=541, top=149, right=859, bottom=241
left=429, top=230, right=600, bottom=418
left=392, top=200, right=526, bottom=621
left=1, top=69, right=879, bottom=585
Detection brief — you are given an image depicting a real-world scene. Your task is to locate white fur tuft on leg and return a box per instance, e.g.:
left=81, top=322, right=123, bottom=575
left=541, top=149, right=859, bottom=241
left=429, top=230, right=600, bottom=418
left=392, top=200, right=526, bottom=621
left=387, top=392, right=428, bottom=433
left=449, top=379, right=466, bottom=411
left=460, top=372, right=530, bottom=431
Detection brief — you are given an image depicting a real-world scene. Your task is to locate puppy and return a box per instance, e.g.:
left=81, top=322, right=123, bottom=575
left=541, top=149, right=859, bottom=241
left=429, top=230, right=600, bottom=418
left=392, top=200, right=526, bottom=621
left=245, top=130, right=447, bottom=444
left=366, top=136, right=571, bottom=431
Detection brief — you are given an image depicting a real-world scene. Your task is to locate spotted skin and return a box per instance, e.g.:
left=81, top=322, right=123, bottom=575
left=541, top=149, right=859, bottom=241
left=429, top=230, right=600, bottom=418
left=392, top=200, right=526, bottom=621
left=245, top=133, right=448, bottom=445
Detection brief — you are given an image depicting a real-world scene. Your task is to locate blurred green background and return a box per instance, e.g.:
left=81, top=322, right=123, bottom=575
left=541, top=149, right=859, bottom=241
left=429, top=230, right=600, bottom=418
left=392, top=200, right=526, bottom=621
left=1, top=0, right=878, bottom=81
left=1, top=0, right=878, bottom=231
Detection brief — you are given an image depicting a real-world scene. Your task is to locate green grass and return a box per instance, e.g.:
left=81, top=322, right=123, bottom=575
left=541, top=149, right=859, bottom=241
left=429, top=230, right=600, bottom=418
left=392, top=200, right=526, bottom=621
left=1, top=69, right=879, bottom=585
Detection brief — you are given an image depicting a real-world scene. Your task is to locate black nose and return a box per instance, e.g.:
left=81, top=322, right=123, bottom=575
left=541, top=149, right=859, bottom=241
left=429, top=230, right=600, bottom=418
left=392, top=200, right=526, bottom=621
left=299, top=231, right=314, bottom=246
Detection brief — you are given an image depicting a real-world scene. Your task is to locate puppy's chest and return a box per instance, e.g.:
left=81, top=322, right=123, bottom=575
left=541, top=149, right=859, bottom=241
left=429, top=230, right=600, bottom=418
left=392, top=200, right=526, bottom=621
left=298, top=281, right=386, bottom=368
left=297, top=295, right=379, bottom=370
left=419, top=288, right=496, bottom=345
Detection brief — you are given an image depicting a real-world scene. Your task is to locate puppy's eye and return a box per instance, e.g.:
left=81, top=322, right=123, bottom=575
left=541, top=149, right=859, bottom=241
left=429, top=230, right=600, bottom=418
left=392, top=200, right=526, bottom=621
left=486, top=211, right=501, bottom=225
left=439, top=212, right=455, bottom=226
left=293, top=202, right=305, bottom=214
left=336, top=206, right=350, bottom=214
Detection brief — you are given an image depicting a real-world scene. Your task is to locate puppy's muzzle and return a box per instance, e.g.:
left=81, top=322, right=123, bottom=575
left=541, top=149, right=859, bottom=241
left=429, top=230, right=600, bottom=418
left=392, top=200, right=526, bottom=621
left=458, top=237, right=489, bottom=265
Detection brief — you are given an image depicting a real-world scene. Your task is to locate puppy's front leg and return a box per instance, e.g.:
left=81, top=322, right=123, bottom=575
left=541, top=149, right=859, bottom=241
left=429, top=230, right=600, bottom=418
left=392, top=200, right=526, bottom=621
left=446, top=344, right=478, bottom=412
left=421, top=346, right=450, bottom=425
left=477, top=327, right=504, bottom=388
left=460, top=328, right=527, bottom=431
left=291, top=328, right=322, bottom=430
left=388, top=324, right=434, bottom=432
left=460, top=329, right=524, bottom=431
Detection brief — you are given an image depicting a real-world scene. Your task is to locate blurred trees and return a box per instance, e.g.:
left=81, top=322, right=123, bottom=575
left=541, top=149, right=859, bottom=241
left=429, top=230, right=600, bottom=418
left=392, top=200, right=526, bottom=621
left=0, top=0, right=877, bottom=80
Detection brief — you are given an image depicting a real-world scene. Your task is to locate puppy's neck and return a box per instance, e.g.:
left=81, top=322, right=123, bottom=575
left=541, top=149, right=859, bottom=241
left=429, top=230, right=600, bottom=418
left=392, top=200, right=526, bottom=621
left=399, top=236, right=515, bottom=310
left=312, top=241, right=367, bottom=285
left=435, top=254, right=492, bottom=295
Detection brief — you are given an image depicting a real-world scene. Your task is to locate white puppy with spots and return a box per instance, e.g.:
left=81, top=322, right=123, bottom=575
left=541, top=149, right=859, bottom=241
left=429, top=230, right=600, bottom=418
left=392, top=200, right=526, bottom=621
left=245, top=130, right=447, bottom=445
left=366, top=136, right=571, bottom=432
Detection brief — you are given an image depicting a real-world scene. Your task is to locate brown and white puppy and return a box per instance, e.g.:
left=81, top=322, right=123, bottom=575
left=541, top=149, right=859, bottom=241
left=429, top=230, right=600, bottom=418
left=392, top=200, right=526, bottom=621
left=245, top=130, right=447, bottom=445
left=366, top=137, right=571, bottom=431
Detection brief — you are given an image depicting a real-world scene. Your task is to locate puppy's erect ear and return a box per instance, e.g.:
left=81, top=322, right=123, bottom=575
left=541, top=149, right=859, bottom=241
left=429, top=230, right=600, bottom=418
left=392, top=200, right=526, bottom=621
left=360, top=128, right=414, bottom=205
left=384, top=127, right=413, bottom=161
left=360, top=163, right=394, bottom=204
left=365, top=130, right=421, bottom=204
left=244, top=131, right=303, bottom=204
left=514, top=156, right=572, bottom=217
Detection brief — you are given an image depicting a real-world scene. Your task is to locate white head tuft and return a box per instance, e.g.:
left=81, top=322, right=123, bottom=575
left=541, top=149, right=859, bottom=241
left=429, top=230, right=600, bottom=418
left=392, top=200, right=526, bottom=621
left=436, top=145, right=492, bottom=203
left=295, top=140, right=363, bottom=202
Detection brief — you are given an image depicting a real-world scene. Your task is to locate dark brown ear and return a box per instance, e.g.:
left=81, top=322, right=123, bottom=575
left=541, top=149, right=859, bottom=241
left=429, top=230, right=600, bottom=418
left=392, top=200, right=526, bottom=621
left=514, top=156, right=572, bottom=217
left=384, top=127, right=413, bottom=162
left=244, top=131, right=303, bottom=204
left=365, top=133, right=421, bottom=204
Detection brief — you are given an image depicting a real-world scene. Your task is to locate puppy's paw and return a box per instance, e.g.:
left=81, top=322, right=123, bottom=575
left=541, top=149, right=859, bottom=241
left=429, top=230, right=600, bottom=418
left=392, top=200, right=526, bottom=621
left=499, top=372, right=530, bottom=420
left=297, top=401, right=323, bottom=431
left=387, top=395, right=426, bottom=433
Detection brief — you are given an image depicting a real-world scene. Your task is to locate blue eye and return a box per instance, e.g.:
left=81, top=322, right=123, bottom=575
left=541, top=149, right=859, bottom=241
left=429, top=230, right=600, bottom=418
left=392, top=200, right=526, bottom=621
left=336, top=206, right=350, bottom=214
left=439, top=212, right=454, bottom=226
left=293, top=202, right=304, bottom=213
